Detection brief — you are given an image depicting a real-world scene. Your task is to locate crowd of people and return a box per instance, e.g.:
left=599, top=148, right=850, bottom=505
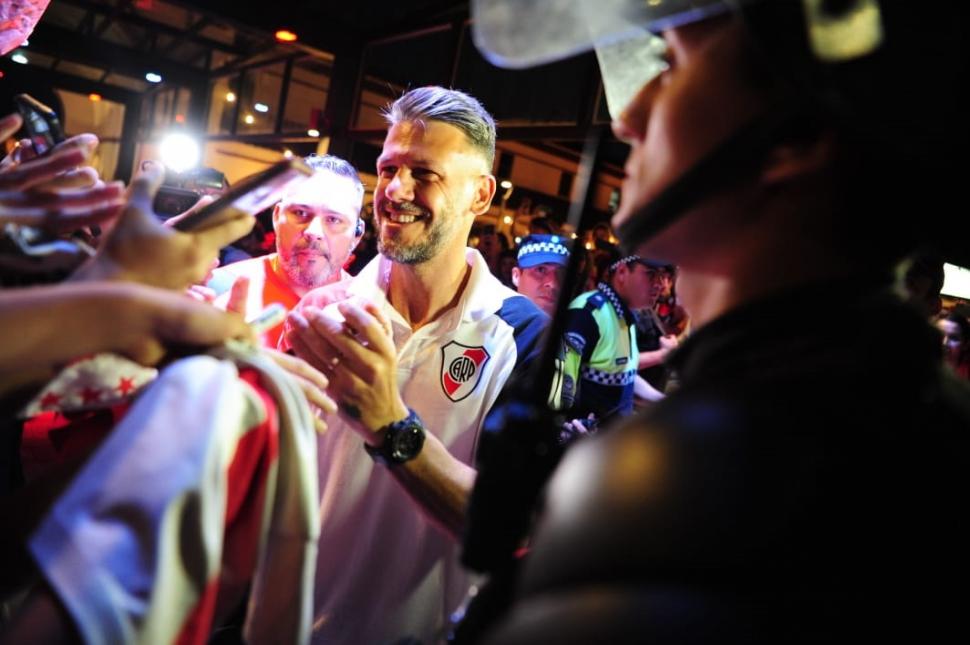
left=2, top=0, right=969, bottom=643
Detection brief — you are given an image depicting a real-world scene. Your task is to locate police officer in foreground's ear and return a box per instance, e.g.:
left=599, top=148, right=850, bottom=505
left=468, top=0, right=970, bottom=641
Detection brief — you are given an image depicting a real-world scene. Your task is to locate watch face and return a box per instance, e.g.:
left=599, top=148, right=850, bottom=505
left=390, top=424, right=425, bottom=462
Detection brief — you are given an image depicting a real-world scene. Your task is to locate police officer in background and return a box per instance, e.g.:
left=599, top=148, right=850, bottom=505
left=469, top=0, right=970, bottom=641
left=561, top=252, right=667, bottom=422
left=511, top=233, right=570, bottom=317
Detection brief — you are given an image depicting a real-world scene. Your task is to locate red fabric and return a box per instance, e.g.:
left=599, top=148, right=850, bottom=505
left=23, top=363, right=285, bottom=643
left=175, top=578, right=220, bottom=645
left=175, top=368, right=280, bottom=644
left=20, top=404, right=131, bottom=482
left=222, top=370, right=280, bottom=575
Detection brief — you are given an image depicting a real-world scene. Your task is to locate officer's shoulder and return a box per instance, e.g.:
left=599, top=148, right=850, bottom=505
left=496, top=293, right=549, bottom=329
left=570, top=290, right=606, bottom=312
left=519, top=402, right=746, bottom=597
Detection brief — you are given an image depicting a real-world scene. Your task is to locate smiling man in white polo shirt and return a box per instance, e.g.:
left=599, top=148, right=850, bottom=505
left=284, top=86, right=549, bottom=644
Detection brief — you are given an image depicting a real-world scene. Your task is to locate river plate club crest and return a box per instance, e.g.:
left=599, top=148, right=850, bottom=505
left=440, top=342, right=490, bottom=402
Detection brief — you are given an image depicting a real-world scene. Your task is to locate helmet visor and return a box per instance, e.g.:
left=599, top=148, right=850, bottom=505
left=472, top=0, right=884, bottom=119
left=472, top=0, right=730, bottom=120
left=471, top=0, right=730, bottom=70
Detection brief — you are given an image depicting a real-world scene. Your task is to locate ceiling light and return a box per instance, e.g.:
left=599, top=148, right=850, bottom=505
left=275, top=30, right=298, bottom=43
left=11, top=53, right=28, bottom=64
left=307, top=128, right=320, bottom=137
left=254, top=103, right=269, bottom=113
left=145, top=72, right=163, bottom=83
left=244, top=114, right=255, bottom=125
left=225, top=91, right=236, bottom=103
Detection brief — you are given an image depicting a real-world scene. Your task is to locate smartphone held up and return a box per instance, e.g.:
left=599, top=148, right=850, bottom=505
left=14, top=93, right=66, bottom=157
left=170, top=158, right=313, bottom=232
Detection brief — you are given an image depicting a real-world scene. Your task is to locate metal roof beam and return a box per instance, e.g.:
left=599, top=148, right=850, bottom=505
left=93, top=0, right=135, bottom=38
left=28, top=22, right=208, bottom=89
left=56, top=0, right=248, bottom=56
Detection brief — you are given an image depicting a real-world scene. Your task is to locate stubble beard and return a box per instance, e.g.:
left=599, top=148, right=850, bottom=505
left=280, top=250, right=336, bottom=291
left=377, top=202, right=459, bottom=265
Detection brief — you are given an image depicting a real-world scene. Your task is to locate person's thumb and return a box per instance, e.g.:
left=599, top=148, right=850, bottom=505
left=107, top=160, right=167, bottom=242
left=226, top=275, right=250, bottom=315
left=126, top=160, right=166, bottom=213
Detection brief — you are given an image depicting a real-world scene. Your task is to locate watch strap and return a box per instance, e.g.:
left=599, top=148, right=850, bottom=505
left=363, top=408, right=426, bottom=466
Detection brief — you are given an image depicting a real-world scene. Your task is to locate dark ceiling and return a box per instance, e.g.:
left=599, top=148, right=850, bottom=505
left=6, top=0, right=630, bottom=173
left=173, top=0, right=631, bottom=168
left=180, top=0, right=472, bottom=47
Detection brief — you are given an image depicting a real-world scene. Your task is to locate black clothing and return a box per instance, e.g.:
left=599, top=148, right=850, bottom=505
left=633, top=307, right=670, bottom=392
left=500, top=280, right=970, bottom=642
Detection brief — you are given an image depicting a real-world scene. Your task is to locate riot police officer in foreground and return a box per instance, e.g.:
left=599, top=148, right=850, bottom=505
left=466, top=0, right=970, bottom=641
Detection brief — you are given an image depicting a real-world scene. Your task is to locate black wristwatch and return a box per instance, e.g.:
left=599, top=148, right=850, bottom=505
left=364, top=408, right=426, bottom=466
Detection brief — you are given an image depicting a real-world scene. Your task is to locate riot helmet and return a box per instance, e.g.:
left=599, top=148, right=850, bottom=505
left=472, top=0, right=967, bottom=265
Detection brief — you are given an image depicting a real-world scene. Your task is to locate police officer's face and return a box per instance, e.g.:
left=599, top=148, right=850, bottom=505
left=610, top=17, right=768, bottom=263
left=618, top=262, right=661, bottom=311
left=513, top=262, right=565, bottom=316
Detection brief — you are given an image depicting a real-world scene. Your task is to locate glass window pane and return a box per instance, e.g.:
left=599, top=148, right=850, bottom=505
left=237, top=63, right=285, bottom=135
left=283, top=57, right=330, bottom=134
left=153, top=89, right=175, bottom=130
left=356, top=79, right=401, bottom=129
left=175, top=87, right=191, bottom=123
left=55, top=90, right=124, bottom=139
left=207, top=76, right=240, bottom=135
left=54, top=90, right=124, bottom=180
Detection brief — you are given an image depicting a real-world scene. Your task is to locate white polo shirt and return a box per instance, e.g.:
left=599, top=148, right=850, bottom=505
left=303, top=249, right=547, bottom=644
